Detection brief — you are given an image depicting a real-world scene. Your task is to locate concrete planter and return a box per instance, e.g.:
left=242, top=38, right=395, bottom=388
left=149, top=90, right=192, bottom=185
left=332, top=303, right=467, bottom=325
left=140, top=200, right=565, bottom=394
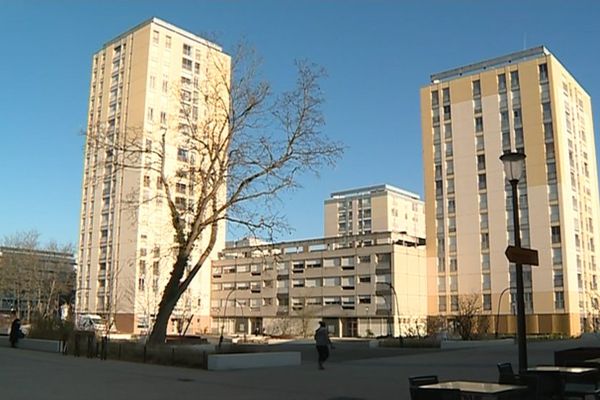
left=441, top=338, right=514, bottom=349
left=207, top=351, right=301, bottom=370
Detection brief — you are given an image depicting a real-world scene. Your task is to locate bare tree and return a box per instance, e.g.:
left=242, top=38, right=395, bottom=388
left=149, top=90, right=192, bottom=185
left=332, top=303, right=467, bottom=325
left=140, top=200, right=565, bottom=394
left=87, top=45, right=343, bottom=345
left=0, top=230, right=75, bottom=322
left=454, top=293, right=489, bottom=340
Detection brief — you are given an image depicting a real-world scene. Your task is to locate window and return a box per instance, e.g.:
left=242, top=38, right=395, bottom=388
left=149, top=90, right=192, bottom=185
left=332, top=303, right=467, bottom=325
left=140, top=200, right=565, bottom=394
left=542, top=102, right=552, bottom=121
left=547, top=162, right=556, bottom=181
left=475, top=116, right=483, bottom=133
left=177, top=148, right=189, bottom=162
left=500, top=111, right=509, bottom=131
left=165, top=35, right=171, bottom=49
left=554, top=291, right=565, bottom=309
left=449, top=257, right=457, bottom=272
left=483, top=294, right=492, bottom=311
left=482, top=273, right=491, bottom=290
left=446, top=160, right=454, bottom=175
left=438, top=296, right=447, bottom=312
left=442, top=88, right=450, bottom=104
left=474, top=137, right=485, bottom=154
left=147, top=107, right=154, bottom=122
left=482, top=253, right=490, bottom=271
left=444, top=123, right=452, bottom=139
left=510, top=71, right=519, bottom=89
left=551, top=226, right=561, bottom=243
left=443, top=105, right=451, bottom=120
left=323, top=277, right=340, bottom=287
left=437, top=276, right=446, bottom=292
left=445, top=143, right=453, bottom=158
left=472, top=80, right=481, bottom=97
left=474, top=97, right=482, bottom=113
left=431, top=90, right=439, bottom=108
left=481, top=233, right=489, bottom=250
left=498, top=74, right=506, bottom=92
left=539, top=63, right=548, bottom=82
left=513, top=108, right=522, bottom=127
left=143, top=175, right=150, bottom=187
left=182, top=58, right=193, bottom=71
left=448, top=198, right=455, bottom=214
left=477, top=154, right=486, bottom=171
left=451, top=295, right=458, bottom=311
left=448, top=217, right=456, bottom=232
left=359, top=295, right=371, bottom=304
left=152, top=30, right=159, bottom=45
left=478, top=174, right=487, bottom=190
left=160, top=111, right=166, bottom=125
left=479, top=193, right=487, bottom=210
left=515, top=128, right=524, bottom=147
left=183, top=44, right=192, bottom=56
left=553, top=270, right=564, bottom=288
left=480, top=213, right=488, bottom=230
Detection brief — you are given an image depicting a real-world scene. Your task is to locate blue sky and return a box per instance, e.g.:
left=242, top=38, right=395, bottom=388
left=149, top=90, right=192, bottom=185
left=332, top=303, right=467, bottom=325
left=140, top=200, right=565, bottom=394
left=1, top=1, right=599, bottom=246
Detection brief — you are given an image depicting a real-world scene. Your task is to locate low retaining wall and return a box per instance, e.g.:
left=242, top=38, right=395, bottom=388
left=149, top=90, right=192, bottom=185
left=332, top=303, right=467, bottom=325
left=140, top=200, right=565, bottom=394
left=441, top=338, right=514, bottom=350
left=0, top=336, right=61, bottom=352
left=207, top=351, right=301, bottom=371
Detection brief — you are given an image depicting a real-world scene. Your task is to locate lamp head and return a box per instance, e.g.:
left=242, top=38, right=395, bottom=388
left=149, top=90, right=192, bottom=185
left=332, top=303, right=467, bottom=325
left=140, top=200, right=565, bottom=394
left=500, top=151, right=526, bottom=182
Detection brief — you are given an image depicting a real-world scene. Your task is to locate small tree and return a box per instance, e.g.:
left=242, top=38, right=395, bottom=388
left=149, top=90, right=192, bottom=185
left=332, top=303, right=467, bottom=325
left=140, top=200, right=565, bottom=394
left=454, top=294, right=488, bottom=340
left=86, top=44, right=343, bottom=345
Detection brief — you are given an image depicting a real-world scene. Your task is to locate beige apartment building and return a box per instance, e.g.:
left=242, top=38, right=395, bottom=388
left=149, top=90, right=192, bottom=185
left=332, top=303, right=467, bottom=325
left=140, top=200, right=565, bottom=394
left=77, top=18, right=229, bottom=334
left=421, top=46, right=600, bottom=336
left=211, top=231, right=427, bottom=338
left=324, top=184, right=426, bottom=240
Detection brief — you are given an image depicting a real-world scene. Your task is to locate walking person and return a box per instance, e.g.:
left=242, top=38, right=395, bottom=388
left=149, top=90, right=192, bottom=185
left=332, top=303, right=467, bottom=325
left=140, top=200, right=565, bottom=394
left=9, top=311, right=23, bottom=348
left=314, top=321, right=333, bottom=370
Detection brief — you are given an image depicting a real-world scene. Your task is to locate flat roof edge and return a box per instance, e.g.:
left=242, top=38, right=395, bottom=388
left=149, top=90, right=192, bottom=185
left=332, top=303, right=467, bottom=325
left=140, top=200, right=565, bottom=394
left=99, top=17, right=223, bottom=53
left=430, top=46, right=550, bottom=83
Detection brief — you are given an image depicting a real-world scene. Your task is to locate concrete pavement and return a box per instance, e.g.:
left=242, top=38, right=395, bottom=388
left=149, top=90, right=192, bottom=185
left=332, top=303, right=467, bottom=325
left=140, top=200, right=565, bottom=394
left=1, top=337, right=598, bottom=399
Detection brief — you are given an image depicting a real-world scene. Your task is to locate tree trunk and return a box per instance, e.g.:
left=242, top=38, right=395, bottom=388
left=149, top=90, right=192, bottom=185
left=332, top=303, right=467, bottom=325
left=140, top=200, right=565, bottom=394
left=147, top=256, right=187, bottom=345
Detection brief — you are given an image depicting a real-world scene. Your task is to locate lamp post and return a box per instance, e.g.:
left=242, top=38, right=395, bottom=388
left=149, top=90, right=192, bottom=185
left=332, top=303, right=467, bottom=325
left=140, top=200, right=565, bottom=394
left=500, top=151, right=528, bottom=372
left=218, top=288, right=236, bottom=349
left=378, top=281, right=400, bottom=337
left=495, top=286, right=515, bottom=339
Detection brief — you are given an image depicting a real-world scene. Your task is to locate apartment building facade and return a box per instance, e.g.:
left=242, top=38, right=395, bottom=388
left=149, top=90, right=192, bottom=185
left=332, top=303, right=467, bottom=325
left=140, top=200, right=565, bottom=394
left=324, top=184, right=426, bottom=240
left=421, top=46, right=600, bottom=336
left=211, top=231, right=427, bottom=337
left=77, top=18, right=229, bottom=334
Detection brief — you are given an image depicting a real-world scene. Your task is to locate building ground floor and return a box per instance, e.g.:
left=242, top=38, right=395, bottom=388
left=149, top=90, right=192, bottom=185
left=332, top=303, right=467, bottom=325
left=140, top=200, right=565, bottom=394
left=211, top=316, right=427, bottom=338
left=432, top=312, right=594, bottom=338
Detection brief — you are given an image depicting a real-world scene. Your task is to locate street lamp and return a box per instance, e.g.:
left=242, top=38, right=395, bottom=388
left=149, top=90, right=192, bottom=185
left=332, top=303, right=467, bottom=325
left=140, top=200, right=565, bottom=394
left=500, top=151, right=528, bottom=372
left=495, top=286, right=515, bottom=339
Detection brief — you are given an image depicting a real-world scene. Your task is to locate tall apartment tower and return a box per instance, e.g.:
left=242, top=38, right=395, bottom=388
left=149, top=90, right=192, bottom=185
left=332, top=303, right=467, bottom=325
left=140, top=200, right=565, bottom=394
left=324, top=184, right=426, bottom=240
left=421, top=47, right=600, bottom=336
left=77, top=18, right=229, bottom=334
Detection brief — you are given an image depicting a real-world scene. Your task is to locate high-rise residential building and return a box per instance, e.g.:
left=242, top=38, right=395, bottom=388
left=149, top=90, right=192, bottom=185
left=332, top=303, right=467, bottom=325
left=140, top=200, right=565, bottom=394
left=324, top=184, right=426, bottom=240
left=421, top=46, right=600, bottom=336
left=77, top=18, right=229, bottom=334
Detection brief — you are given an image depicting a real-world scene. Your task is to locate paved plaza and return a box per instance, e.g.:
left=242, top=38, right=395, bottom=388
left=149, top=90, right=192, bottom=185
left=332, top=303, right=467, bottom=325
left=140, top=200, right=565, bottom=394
left=1, top=337, right=598, bottom=399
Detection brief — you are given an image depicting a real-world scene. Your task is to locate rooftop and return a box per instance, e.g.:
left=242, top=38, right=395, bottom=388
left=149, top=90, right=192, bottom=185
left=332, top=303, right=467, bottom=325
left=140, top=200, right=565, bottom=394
left=100, top=17, right=224, bottom=52
left=430, top=46, right=550, bottom=83
left=328, top=184, right=421, bottom=201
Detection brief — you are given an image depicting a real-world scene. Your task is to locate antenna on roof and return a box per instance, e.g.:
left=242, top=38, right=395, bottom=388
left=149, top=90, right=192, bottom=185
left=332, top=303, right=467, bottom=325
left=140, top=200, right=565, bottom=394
left=523, top=32, right=527, bottom=50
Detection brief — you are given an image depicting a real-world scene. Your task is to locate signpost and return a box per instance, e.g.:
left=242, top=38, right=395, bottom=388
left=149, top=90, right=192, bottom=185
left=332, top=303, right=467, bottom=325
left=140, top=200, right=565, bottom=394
left=505, top=246, right=539, bottom=266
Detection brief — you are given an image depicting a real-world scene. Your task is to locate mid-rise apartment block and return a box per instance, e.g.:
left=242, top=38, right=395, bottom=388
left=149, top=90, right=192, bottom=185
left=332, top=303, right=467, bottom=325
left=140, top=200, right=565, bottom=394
left=421, top=46, right=600, bottom=335
left=212, top=185, right=427, bottom=337
left=77, top=18, right=229, bottom=334
left=211, top=231, right=427, bottom=337
left=324, top=184, right=425, bottom=240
